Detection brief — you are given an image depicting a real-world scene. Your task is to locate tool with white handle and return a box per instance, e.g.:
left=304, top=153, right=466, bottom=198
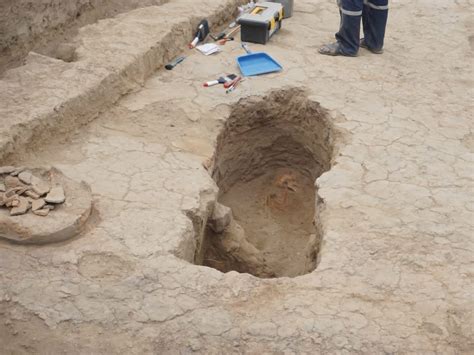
left=203, top=74, right=237, bottom=87
left=189, top=19, right=210, bottom=49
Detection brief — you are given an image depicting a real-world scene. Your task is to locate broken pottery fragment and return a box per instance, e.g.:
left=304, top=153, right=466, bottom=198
left=45, top=186, right=65, bottom=204
left=5, top=189, right=18, bottom=198
left=32, top=199, right=46, bottom=212
left=5, top=199, right=16, bottom=208
left=25, top=190, right=40, bottom=199
left=33, top=209, right=50, bottom=217
left=31, top=176, right=50, bottom=196
left=14, top=186, right=30, bottom=196
left=4, top=176, right=21, bottom=189
left=4, top=194, right=19, bottom=206
left=10, top=167, right=26, bottom=176
left=0, top=166, right=15, bottom=174
left=10, top=197, right=30, bottom=216
left=18, top=171, right=32, bottom=184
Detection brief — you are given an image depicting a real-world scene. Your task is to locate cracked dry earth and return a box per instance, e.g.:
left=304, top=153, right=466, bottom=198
left=1, top=0, right=473, bottom=354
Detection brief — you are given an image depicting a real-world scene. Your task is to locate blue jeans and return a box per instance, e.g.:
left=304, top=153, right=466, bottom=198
left=335, top=0, right=389, bottom=56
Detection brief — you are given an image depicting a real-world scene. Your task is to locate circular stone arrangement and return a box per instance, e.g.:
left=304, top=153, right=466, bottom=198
left=0, top=166, right=92, bottom=244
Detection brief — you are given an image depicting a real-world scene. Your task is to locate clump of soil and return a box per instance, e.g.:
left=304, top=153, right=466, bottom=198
left=0, top=166, right=65, bottom=217
left=197, top=88, right=341, bottom=278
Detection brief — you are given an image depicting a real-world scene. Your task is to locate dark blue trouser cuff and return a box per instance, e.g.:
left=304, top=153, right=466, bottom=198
left=335, top=0, right=388, bottom=55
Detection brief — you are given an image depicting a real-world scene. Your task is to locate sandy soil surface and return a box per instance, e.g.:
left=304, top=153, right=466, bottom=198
left=0, top=0, right=473, bottom=353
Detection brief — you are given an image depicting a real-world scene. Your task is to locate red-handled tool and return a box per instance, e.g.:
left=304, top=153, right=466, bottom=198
left=203, top=80, right=220, bottom=87
left=218, top=37, right=235, bottom=45
left=226, top=77, right=242, bottom=94
left=224, top=76, right=242, bottom=89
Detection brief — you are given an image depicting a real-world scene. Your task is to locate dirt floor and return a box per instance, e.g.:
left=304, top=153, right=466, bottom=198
left=0, top=0, right=473, bottom=353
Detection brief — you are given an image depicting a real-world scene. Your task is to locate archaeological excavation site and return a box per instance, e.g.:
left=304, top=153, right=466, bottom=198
left=0, top=0, right=472, bottom=354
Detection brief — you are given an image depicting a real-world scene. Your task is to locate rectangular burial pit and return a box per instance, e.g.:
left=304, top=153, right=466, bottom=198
left=197, top=88, right=340, bottom=278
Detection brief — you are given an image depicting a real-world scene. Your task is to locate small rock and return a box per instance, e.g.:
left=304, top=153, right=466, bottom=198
left=0, top=183, right=5, bottom=192
left=4, top=176, right=21, bottom=189
left=45, top=186, right=65, bottom=204
left=0, top=166, right=15, bottom=175
left=18, top=171, right=32, bottom=185
left=32, top=199, right=46, bottom=212
left=10, top=197, right=30, bottom=216
left=55, top=43, right=76, bottom=62
left=10, top=167, right=26, bottom=177
left=0, top=195, right=5, bottom=207
left=25, top=190, right=40, bottom=199
left=31, top=176, right=50, bottom=196
left=208, top=203, right=233, bottom=233
left=202, top=158, right=212, bottom=171
left=43, top=205, right=55, bottom=210
left=11, top=199, right=20, bottom=207
left=33, top=209, right=50, bottom=217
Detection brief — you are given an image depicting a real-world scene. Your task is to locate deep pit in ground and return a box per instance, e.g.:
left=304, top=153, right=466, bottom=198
left=194, top=89, right=340, bottom=278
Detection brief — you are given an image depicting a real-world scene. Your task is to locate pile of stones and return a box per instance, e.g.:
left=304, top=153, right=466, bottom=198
left=0, top=166, right=66, bottom=217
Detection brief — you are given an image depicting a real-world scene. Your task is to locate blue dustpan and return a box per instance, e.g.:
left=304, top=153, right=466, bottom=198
left=237, top=44, right=282, bottom=77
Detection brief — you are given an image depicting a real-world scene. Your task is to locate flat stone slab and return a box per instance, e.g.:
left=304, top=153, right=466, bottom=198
left=0, top=167, right=92, bottom=244
left=45, top=186, right=65, bottom=204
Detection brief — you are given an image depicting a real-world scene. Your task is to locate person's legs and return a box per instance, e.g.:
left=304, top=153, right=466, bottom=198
left=320, top=0, right=363, bottom=56
left=333, top=0, right=364, bottom=55
left=361, top=0, right=389, bottom=52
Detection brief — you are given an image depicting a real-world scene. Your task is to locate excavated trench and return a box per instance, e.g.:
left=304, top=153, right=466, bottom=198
left=0, top=0, right=170, bottom=74
left=195, top=89, right=340, bottom=278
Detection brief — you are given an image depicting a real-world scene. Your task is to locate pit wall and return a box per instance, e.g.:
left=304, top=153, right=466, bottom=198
left=0, top=0, right=248, bottom=163
left=211, top=89, right=336, bottom=191
left=0, top=0, right=170, bottom=71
